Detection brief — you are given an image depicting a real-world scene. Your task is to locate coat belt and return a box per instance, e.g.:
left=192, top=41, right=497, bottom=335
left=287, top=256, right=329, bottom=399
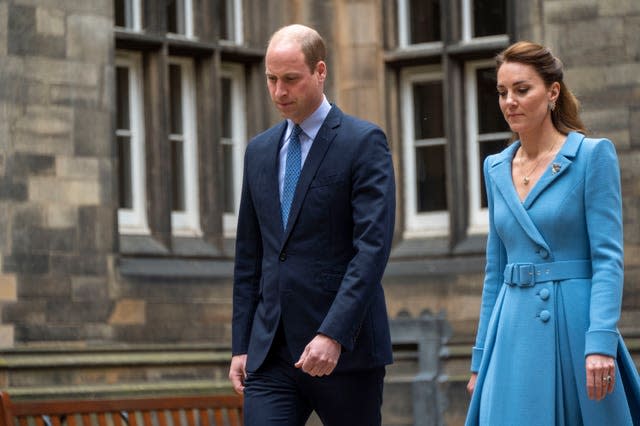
left=503, top=260, right=592, bottom=287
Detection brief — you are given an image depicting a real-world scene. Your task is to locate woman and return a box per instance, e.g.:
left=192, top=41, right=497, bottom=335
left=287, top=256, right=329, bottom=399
left=465, top=41, right=640, bottom=425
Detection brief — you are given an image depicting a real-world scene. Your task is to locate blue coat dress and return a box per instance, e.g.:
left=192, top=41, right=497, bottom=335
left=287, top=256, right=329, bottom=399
left=466, top=132, right=640, bottom=425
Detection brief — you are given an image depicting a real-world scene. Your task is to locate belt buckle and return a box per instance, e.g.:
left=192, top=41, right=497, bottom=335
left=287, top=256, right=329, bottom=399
left=516, top=263, right=535, bottom=287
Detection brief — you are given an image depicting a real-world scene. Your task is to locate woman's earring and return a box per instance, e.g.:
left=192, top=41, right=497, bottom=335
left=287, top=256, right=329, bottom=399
left=549, top=100, right=556, bottom=111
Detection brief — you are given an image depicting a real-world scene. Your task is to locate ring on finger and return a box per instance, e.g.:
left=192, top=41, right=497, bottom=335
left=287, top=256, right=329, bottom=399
left=602, top=375, right=612, bottom=383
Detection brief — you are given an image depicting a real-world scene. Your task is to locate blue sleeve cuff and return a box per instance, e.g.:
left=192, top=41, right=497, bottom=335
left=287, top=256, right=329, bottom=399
left=585, top=329, right=619, bottom=358
left=470, top=346, right=484, bottom=372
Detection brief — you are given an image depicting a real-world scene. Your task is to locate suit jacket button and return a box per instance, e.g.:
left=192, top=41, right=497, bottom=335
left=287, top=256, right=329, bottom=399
left=537, top=248, right=549, bottom=259
left=539, top=310, right=551, bottom=322
left=279, top=253, right=287, bottom=261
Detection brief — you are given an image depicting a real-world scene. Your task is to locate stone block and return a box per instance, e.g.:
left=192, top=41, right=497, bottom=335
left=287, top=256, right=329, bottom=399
left=47, top=204, right=79, bottom=228
left=17, top=273, right=71, bottom=298
left=0, top=2, right=7, bottom=57
left=8, top=4, right=65, bottom=58
left=2, top=300, right=47, bottom=324
left=50, top=84, right=100, bottom=108
left=36, top=7, right=65, bottom=36
left=2, top=254, right=50, bottom=274
left=12, top=105, right=73, bottom=155
left=47, top=301, right=113, bottom=324
left=0, top=274, right=17, bottom=301
left=109, top=299, right=145, bottom=325
left=56, top=156, right=100, bottom=179
left=0, top=204, right=9, bottom=252
left=6, top=153, right=55, bottom=177
left=0, top=325, right=14, bottom=348
left=71, top=275, right=108, bottom=302
left=24, top=56, right=99, bottom=86
left=600, top=0, right=640, bottom=16
left=0, top=176, right=27, bottom=201
left=74, top=108, right=112, bottom=157
left=78, top=206, right=116, bottom=253
left=49, top=253, right=106, bottom=276
left=67, top=14, right=112, bottom=62
left=28, top=177, right=101, bottom=205
left=544, top=0, right=598, bottom=23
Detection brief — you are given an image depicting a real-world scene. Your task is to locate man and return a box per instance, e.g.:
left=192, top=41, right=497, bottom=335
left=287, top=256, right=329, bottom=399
left=228, top=24, right=395, bottom=426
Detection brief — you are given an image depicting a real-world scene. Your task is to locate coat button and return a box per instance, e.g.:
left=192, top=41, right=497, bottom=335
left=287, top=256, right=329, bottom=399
left=539, top=288, right=550, bottom=301
left=537, top=248, right=549, bottom=259
left=539, top=310, right=551, bottom=322
left=279, top=252, right=287, bottom=261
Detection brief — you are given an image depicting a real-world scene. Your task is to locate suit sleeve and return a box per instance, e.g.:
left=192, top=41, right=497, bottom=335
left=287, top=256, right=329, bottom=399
left=470, top=157, right=507, bottom=372
left=584, top=139, right=624, bottom=357
left=231, top=145, right=263, bottom=356
left=317, top=126, right=395, bottom=351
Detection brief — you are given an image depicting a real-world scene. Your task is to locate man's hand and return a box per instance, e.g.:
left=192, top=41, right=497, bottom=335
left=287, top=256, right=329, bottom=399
left=295, top=334, right=341, bottom=376
left=228, top=354, right=248, bottom=395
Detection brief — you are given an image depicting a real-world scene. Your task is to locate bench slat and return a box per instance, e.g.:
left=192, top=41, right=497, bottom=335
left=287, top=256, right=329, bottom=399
left=0, top=393, right=243, bottom=426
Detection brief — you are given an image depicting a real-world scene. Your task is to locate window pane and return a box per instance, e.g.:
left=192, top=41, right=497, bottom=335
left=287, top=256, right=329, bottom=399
left=223, top=145, right=234, bottom=213
left=168, top=64, right=183, bottom=134
left=167, top=0, right=185, bottom=34
left=115, top=0, right=127, bottom=27
left=118, top=136, right=133, bottom=208
left=476, top=67, right=508, bottom=134
left=478, top=138, right=508, bottom=207
left=219, top=0, right=231, bottom=40
left=416, top=145, right=447, bottom=212
left=116, top=67, right=130, bottom=130
left=413, top=81, right=444, bottom=139
left=474, top=0, right=506, bottom=37
left=171, top=139, right=185, bottom=212
left=221, top=77, right=232, bottom=138
left=410, top=0, right=441, bottom=43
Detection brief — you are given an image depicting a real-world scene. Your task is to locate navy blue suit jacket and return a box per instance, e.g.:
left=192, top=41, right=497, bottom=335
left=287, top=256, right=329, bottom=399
left=232, top=105, right=395, bottom=373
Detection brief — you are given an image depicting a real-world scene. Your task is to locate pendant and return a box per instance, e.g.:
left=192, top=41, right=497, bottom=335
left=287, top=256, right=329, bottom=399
left=523, top=176, right=530, bottom=185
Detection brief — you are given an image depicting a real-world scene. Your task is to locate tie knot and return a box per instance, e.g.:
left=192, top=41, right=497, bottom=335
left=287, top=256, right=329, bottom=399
left=291, top=124, right=303, bottom=139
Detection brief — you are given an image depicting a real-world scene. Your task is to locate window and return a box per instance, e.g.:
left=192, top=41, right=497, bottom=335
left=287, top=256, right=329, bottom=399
left=116, top=52, right=148, bottom=234
left=388, top=0, right=510, bottom=246
left=465, top=60, right=510, bottom=234
left=167, top=0, right=194, bottom=37
left=397, top=0, right=442, bottom=47
left=220, top=64, right=247, bottom=237
left=219, top=0, right=244, bottom=44
left=401, top=66, right=448, bottom=237
left=167, top=58, right=200, bottom=236
left=462, top=0, right=508, bottom=41
left=114, top=0, right=141, bottom=31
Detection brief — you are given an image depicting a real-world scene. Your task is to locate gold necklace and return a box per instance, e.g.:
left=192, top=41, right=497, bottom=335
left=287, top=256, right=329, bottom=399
left=519, top=139, right=559, bottom=185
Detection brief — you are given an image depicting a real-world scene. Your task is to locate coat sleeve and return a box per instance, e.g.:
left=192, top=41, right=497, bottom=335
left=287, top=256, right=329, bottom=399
left=471, top=156, right=508, bottom=372
left=583, top=138, right=624, bottom=357
left=316, top=126, right=395, bottom=351
left=231, top=144, right=263, bottom=356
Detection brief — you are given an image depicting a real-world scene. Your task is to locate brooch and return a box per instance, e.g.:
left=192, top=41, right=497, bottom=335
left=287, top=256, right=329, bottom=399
left=551, top=163, right=561, bottom=174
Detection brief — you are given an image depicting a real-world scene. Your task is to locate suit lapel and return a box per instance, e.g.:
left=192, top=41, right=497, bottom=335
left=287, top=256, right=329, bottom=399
left=282, top=106, right=341, bottom=241
left=264, top=122, right=287, bottom=234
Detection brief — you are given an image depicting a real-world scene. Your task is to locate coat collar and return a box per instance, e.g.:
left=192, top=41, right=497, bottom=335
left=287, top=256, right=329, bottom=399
left=487, top=131, right=585, bottom=250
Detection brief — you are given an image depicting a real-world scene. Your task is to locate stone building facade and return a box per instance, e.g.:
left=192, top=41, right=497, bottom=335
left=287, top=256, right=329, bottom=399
left=0, top=0, right=638, bottom=424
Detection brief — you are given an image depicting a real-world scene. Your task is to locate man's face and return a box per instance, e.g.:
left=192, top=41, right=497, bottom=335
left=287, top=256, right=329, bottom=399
left=265, top=40, right=326, bottom=124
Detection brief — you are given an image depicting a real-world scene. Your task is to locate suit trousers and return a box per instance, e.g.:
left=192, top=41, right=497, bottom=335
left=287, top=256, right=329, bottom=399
left=243, top=325, right=386, bottom=426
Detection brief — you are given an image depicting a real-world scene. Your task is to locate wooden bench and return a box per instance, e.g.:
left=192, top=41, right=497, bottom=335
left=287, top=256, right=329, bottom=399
left=0, top=392, right=243, bottom=426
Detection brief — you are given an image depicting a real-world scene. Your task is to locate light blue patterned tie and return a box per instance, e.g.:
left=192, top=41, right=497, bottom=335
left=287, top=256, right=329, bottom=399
left=281, top=124, right=303, bottom=229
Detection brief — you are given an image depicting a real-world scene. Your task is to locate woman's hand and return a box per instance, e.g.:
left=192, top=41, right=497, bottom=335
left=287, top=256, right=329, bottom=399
left=467, top=373, right=478, bottom=395
left=586, top=354, right=615, bottom=400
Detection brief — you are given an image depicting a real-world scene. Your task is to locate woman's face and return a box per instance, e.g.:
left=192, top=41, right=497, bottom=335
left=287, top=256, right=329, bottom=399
left=496, top=61, right=558, bottom=135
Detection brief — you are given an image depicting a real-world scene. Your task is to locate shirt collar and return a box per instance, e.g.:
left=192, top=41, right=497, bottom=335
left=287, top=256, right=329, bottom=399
left=286, top=95, right=331, bottom=141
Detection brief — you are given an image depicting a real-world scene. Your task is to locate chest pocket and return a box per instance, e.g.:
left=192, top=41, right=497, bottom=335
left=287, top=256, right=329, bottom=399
left=309, top=172, right=347, bottom=189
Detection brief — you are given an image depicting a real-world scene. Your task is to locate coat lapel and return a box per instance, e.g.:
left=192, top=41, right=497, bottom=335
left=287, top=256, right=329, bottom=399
left=282, top=106, right=341, bottom=241
left=488, top=143, right=550, bottom=251
left=522, top=131, right=584, bottom=209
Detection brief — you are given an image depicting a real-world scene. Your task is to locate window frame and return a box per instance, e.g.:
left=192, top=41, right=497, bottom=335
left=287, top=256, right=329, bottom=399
left=167, top=0, right=195, bottom=39
left=396, top=0, right=443, bottom=49
left=465, top=59, right=512, bottom=234
left=220, top=63, right=247, bottom=238
left=168, top=56, right=201, bottom=236
left=220, top=0, right=244, bottom=45
left=116, top=51, right=149, bottom=235
left=114, top=0, right=142, bottom=31
left=461, top=0, right=510, bottom=43
left=401, top=65, right=449, bottom=238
